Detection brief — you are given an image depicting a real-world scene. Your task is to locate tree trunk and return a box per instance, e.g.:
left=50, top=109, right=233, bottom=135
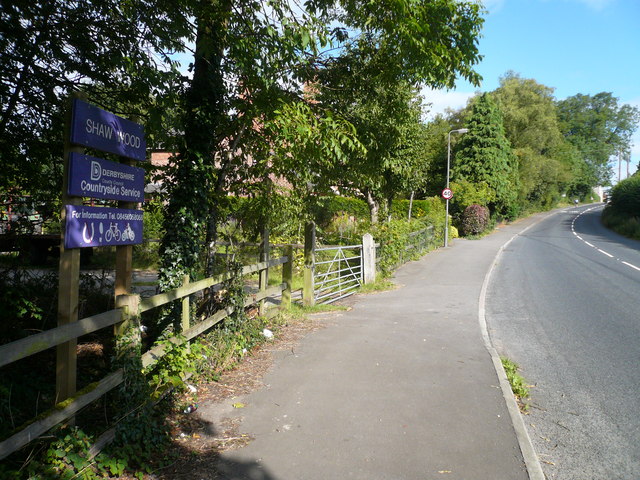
left=0, top=6, right=53, bottom=137
left=366, top=190, right=379, bottom=224
left=386, top=196, right=393, bottom=223
left=159, top=1, right=229, bottom=294
left=205, top=125, right=246, bottom=277
left=408, top=191, right=414, bottom=221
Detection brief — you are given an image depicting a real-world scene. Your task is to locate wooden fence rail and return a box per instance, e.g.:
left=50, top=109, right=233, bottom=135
left=0, top=310, right=122, bottom=369
left=0, top=221, right=435, bottom=461
left=0, top=255, right=291, bottom=461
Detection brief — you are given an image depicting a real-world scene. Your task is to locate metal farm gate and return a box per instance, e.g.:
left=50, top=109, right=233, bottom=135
left=313, top=244, right=363, bottom=304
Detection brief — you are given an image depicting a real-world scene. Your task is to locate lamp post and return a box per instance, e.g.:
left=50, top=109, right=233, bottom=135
left=444, top=128, right=468, bottom=247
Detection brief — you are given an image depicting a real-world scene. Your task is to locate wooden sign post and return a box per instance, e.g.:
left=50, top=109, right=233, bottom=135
left=56, top=92, right=85, bottom=405
left=57, top=94, right=146, bottom=406
left=115, top=156, right=136, bottom=299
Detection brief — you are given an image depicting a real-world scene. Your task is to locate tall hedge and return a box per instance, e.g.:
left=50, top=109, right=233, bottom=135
left=608, top=175, right=640, bottom=216
left=391, top=198, right=441, bottom=220
left=314, top=195, right=445, bottom=225
left=313, top=196, right=369, bottom=226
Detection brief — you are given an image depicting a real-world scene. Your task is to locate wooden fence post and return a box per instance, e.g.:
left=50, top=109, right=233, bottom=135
left=303, top=222, right=316, bottom=306
left=362, top=233, right=376, bottom=285
left=114, top=294, right=142, bottom=362
left=259, top=227, right=270, bottom=315
left=181, top=274, right=190, bottom=332
left=56, top=91, right=85, bottom=406
left=114, top=115, right=141, bottom=299
left=282, top=245, right=293, bottom=309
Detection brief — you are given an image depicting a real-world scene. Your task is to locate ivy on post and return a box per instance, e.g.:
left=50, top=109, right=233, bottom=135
left=281, top=245, right=293, bottom=309
left=303, top=222, right=316, bottom=306
left=114, top=294, right=141, bottom=357
left=113, top=293, right=150, bottom=448
left=259, top=226, right=270, bottom=315
left=114, top=294, right=143, bottom=408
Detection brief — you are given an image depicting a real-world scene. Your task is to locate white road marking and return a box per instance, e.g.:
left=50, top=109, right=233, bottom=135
left=622, top=261, right=640, bottom=272
left=570, top=206, right=640, bottom=273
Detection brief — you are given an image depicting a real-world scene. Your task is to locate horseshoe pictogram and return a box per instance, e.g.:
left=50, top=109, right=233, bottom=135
left=82, top=222, right=95, bottom=244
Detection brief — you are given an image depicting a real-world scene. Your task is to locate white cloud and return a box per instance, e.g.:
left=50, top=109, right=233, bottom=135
left=571, top=0, right=616, bottom=11
left=479, top=0, right=507, bottom=13
left=421, top=88, right=477, bottom=119
left=538, top=0, right=616, bottom=11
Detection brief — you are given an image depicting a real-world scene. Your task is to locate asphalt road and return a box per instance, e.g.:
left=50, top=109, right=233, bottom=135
left=486, top=205, right=640, bottom=479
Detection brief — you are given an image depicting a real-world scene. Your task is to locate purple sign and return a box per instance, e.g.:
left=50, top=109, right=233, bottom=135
left=65, top=205, right=143, bottom=248
left=68, top=153, right=145, bottom=202
left=70, top=99, right=146, bottom=161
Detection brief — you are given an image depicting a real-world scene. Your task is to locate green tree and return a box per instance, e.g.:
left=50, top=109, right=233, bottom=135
left=156, top=0, right=363, bottom=292
left=158, top=0, right=486, bottom=292
left=556, top=92, right=640, bottom=186
left=158, top=0, right=229, bottom=291
left=318, top=71, right=429, bottom=223
left=0, top=0, right=191, bottom=225
left=334, top=0, right=484, bottom=88
left=453, top=93, right=518, bottom=216
left=493, top=72, right=563, bottom=153
left=387, top=104, right=433, bottom=207
left=313, top=0, right=484, bottom=222
left=417, top=115, right=453, bottom=198
left=492, top=73, right=571, bottom=210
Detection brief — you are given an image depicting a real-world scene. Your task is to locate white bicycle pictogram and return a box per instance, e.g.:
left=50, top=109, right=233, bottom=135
left=104, top=222, right=121, bottom=242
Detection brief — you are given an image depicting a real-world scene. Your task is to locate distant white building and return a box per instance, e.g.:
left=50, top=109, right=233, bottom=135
left=593, top=186, right=604, bottom=202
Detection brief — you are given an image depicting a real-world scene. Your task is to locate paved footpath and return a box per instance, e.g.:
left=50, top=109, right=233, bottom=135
left=202, top=214, right=551, bottom=480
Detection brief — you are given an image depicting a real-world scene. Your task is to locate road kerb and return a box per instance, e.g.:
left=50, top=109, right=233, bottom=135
left=478, top=213, right=558, bottom=480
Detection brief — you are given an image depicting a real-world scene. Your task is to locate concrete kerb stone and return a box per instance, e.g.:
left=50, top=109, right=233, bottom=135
left=478, top=211, right=564, bottom=480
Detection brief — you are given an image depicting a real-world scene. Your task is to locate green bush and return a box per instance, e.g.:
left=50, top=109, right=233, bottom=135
left=313, top=196, right=369, bottom=227
left=601, top=175, right=640, bottom=240
left=315, top=195, right=444, bottom=226
left=608, top=175, right=640, bottom=216
left=372, top=219, right=437, bottom=276
left=602, top=207, right=640, bottom=240
left=450, top=179, right=494, bottom=213
left=460, top=204, right=490, bottom=236
left=322, top=212, right=362, bottom=244
left=390, top=199, right=436, bottom=220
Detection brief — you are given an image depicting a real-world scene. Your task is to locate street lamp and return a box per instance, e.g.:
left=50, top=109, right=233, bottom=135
left=444, top=128, right=469, bottom=247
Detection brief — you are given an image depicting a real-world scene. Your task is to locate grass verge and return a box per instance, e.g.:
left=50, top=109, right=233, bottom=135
left=601, top=208, right=640, bottom=240
left=357, top=277, right=397, bottom=294
left=501, top=357, right=530, bottom=411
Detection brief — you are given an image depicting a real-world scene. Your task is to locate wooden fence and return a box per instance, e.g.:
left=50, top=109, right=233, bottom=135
left=402, top=225, right=435, bottom=263
left=0, top=248, right=293, bottom=461
left=0, top=220, right=436, bottom=460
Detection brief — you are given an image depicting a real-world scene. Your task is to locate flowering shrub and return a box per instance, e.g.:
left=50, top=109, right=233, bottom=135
left=461, top=204, right=490, bottom=236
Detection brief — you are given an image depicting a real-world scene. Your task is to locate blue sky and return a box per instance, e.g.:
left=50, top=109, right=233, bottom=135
left=424, top=0, right=640, bottom=179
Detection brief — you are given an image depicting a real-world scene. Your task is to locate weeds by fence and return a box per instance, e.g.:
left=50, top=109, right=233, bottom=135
left=0, top=220, right=437, bottom=466
left=0, top=254, right=291, bottom=461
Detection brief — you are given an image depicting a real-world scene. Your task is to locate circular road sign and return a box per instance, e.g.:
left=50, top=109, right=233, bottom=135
left=441, top=188, right=454, bottom=200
